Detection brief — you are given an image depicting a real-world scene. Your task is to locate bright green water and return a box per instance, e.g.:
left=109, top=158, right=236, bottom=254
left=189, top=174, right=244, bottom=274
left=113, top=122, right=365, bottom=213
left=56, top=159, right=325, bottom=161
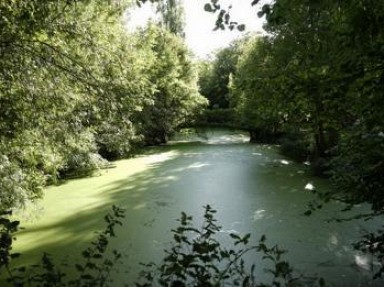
left=8, top=128, right=383, bottom=286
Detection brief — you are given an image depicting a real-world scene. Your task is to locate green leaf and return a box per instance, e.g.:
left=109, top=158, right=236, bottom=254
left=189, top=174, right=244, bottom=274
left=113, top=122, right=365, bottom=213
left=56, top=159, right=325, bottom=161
left=204, top=3, right=213, bottom=12
left=230, top=233, right=241, bottom=240
left=237, top=24, right=246, bottom=32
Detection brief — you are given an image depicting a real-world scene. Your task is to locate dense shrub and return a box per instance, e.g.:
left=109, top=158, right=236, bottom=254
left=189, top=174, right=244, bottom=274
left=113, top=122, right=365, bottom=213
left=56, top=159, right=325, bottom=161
left=0, top=155, right=46, bottom=210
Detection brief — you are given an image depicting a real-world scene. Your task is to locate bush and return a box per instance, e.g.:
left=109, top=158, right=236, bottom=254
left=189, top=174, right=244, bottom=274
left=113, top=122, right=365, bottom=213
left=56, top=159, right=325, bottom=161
left=0, top=155, right=46, bottom=210
left=329, top=125, right=384, bottom=212
left=59, top=130, right=108, bottom=178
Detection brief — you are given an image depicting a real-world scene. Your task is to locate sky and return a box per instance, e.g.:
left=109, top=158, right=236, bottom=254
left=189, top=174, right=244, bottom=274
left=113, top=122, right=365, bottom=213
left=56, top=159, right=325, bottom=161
left=125, top=0, right=268, bottom=58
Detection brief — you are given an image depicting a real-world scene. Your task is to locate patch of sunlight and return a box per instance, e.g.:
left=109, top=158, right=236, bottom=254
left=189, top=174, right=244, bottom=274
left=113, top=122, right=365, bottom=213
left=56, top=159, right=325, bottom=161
left=253, top=209, right=266, bottom=221
left=167, top=162, right=210, bottom=173
left=14, top=202, right=45, bottom=221
left=13, top=152, right=175, bottom=257
left=219, top=229, right=239, bottom=234
left=146, top=151, right=179, bottom=164
left=133, top=202, right=147, bottom=210
left=304, top=161, right=311, bottom=166
left=305, top=182, right=315, bottom=191
left=280, top=159, right=290, bottom=165
left=252, top=152, right=262, bottom=156
left=328, top=234, right=339, bottom=246
left=15, top=226, right=95, bottom=254
left=151, top=175, right=178, bottom=184
left=164, top=175, right=177, bottom=181
left=354, top=254, right=372, bottom=271
left=188, top=162, right=210, bottom=169
left=183, top=152, right=203, bottom=156
left=208, top=134, right=249, bottom=144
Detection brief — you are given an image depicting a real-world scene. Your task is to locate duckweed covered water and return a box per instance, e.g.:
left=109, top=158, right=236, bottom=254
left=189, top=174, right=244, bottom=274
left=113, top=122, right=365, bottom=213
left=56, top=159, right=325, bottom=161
left=9, top=128, right=383, bottom=286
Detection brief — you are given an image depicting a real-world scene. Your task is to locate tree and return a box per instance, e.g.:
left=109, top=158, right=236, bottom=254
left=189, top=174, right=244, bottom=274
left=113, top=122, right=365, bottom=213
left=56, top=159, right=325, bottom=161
left=229, top=0, right=384, bottom=277
left=198, top=38, right=248, bottom=109
left=0, top=0, right=206, bottom=210
left=133, top=24, right=208, bottom=145
left=0, top=0, right=127, bottom=208
left=259, top=0, right=384, bottom=211
left=230, top=36, right=291, bottom=142
left=156, top=0, right=185, bottom=37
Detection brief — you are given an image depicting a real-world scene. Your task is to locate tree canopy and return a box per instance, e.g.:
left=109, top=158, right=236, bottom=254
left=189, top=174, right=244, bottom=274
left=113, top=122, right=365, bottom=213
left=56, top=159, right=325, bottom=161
left=228, top=0, right=384, bottom=213
left=200, top=0, right=384, bottom=275
left=0, top=0, right=206, bottom=210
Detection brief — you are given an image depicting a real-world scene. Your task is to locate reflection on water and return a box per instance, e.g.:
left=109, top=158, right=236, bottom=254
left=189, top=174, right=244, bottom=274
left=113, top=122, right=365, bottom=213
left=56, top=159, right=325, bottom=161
left=253, top=209, right=267, bottom=221
left=10, top=127, right=384, bottom=287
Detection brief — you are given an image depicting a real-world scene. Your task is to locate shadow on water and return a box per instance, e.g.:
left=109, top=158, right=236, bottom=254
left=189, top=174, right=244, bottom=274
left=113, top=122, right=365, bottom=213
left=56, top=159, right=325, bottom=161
left=7, top=127, right=384, bottom=287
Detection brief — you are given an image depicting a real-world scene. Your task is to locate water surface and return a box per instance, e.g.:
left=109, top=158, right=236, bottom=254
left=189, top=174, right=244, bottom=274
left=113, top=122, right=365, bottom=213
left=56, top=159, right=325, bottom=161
left=11, top=127, right=382, bottom=286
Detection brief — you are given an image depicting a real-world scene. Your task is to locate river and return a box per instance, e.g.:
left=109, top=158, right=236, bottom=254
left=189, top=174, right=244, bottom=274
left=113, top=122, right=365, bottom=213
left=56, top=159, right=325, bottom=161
left=9, top=127, right=383, bottom=286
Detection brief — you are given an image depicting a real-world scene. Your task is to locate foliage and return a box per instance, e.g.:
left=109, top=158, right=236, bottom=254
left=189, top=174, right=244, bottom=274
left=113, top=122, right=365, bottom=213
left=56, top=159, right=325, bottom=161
left=156, top=0, right=185, bottom=37
left=230, top=36, right=289, bottom=140
left=279, top=133, right=310, bottom=163
left=0, top=210, right=21, bottom=278
left=0, top=0, right=206, bottom=210
left=353, top=226, right=384, bottom=280
left=202, top=0, right=247, bottom=31
left=233, top=0, right=384, bottom=279
left=198, top=38, right=247, bottom=110
left=229, top=0, right=384, bottom=201
left=211, top=0, right=384, bottom=277
left=0, top=0, right=137, bottom=208
left=137, top=205, right=324, bottom=287
left=1, top=0, right=383, bottom=282
left=0, top=155, right=46, bottom=209
left=135, top=24, right=208, bottom=145
left=198, top=109, right=234, bottom=126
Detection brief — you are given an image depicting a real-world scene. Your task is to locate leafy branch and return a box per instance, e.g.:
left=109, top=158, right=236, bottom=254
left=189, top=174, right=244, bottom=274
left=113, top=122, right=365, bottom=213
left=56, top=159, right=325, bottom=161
left=137, top=205, right=325, bottom=287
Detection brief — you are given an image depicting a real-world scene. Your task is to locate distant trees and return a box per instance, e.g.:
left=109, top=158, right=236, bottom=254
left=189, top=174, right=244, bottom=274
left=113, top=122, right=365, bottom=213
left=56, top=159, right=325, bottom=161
left=0, top=0, right=206, bottom=210
left=134, top=24, right=207, bottom=144
left=195, top=39, right=250, bottom=126
left=198, top=39, right=246, bottom=109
